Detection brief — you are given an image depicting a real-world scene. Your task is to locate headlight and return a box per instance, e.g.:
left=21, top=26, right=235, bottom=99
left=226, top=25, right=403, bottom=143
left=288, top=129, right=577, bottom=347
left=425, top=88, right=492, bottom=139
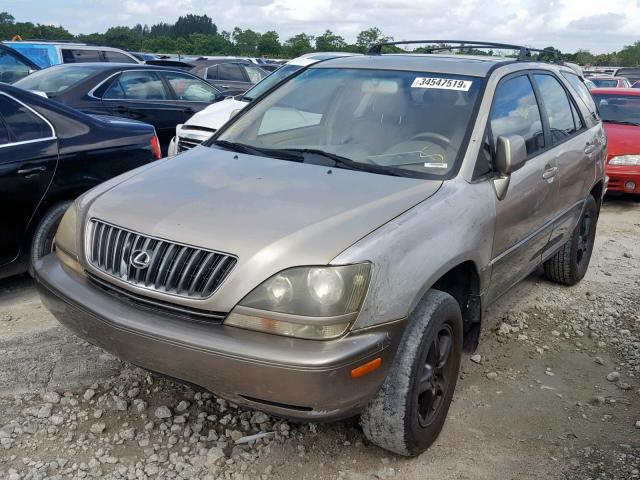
left=609, top=155, right=640, bottom=166
left=225, top=264, right=371, bottom=340
left=54, top=202, right=82, bottom=273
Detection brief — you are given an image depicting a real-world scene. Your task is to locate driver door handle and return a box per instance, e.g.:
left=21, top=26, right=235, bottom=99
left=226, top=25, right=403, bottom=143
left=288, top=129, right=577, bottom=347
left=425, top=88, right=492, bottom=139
left=542, top=165, right=558, bottom=181
left=18, top=165, right=47, bottom=176
left=584, top=142, right=596, bottom=155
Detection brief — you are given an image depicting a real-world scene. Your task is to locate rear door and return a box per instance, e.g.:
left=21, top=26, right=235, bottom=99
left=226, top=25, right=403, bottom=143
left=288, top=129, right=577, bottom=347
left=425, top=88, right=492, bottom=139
left=532, top=72, right=596, bottom=251
left=101, top=70, right=180, bottom=150
left=486, top=73, right=558, bottom=301
left=0, top=93, right=57, bottom=265
left=207, top=63, right=251, bottom=95
left=160, top=70, right=220, bottom=122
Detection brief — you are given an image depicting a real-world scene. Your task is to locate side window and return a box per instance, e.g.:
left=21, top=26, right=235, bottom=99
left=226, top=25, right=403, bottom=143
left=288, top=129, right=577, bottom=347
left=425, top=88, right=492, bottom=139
left=103, top=51, right=137, bottom=64
left=490, top=75, right=545, bottom=157
left=206, top=66, right=218, bottom=80
left=0, top=50, right=31, bottom=83
left=244, top=65, right=267, bottom=83
left=0, top=96, right=51, bottom=142
left=561, top=72, right=598, bottom=116
left=61, top=49, right=103, bottom=63
left=533, top=74, right=579, bottom=144
left=103, top=71, right=168, bottom=100
left=163, top=71, right=218, bottom=102
left=217, top=64, right=245, bottom=82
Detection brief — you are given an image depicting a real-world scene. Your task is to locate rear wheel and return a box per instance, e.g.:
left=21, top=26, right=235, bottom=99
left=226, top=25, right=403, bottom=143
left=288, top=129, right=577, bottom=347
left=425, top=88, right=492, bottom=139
left=28, top=201, right=72, bottom=277
left=543, top=195, right=598, bottom=286
left=360, top=290, right=462, bottom=456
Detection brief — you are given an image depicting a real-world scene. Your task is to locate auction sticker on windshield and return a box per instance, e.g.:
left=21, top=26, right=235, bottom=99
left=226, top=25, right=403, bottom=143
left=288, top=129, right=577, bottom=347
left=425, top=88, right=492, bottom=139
left=412, top=77, right=472, bottom=91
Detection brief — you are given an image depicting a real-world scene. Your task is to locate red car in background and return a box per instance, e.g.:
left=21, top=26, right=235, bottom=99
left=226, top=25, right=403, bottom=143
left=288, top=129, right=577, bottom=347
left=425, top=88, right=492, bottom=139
left=591, top=88, right=640, bottom=195
left=589, top=76, right=632, bottom=88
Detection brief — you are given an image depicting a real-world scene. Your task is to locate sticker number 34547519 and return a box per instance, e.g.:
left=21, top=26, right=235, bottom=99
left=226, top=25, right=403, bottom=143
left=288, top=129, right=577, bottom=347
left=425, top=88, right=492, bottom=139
left=411, top=77, right=472, bottom=91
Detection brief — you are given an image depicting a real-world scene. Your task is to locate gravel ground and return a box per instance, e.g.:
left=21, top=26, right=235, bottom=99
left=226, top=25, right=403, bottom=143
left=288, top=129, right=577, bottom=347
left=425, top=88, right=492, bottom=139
left=0, top=196, right=639, bottom=480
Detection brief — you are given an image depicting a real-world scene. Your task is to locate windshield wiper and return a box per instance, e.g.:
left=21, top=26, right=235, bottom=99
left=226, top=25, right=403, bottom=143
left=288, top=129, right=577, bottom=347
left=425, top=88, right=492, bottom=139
left=278, top=148, right=409, bottom=177
left=604, top=120, right=640, bottom=126
left=211, top=140, right=302, bottom=161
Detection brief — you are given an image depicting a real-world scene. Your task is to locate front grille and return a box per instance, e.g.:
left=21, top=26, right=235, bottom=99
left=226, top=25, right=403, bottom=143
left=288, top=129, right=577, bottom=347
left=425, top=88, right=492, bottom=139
left=89, top=220, right=237, bottom=299
left=88, top=273, right=226, bottom=323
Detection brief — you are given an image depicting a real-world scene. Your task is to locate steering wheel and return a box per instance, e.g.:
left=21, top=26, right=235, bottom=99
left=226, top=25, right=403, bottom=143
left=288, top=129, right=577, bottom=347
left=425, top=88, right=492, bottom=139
left=409, top=132, right=451, bottom=148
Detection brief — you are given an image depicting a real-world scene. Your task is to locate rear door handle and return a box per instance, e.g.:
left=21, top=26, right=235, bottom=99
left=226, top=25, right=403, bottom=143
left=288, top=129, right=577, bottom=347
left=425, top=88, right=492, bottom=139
left=219, top=85, right=230, bottom=89
left=542, top=166, right=558, bottom=181
left=17, top=165, right=47, bottom=176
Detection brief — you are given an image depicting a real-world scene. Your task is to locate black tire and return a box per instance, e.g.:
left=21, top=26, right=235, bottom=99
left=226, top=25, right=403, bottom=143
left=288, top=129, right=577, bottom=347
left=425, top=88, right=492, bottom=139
left=543, top=195, right=598, bottom=286
left=28, top=201, right=72, bottom=277
left=360, top=290, right=463, bottom=456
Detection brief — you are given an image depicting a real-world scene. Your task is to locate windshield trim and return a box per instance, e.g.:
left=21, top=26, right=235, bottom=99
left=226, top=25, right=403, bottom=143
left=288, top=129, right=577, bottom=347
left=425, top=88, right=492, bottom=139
left=205, top=67, right=486, bottom=181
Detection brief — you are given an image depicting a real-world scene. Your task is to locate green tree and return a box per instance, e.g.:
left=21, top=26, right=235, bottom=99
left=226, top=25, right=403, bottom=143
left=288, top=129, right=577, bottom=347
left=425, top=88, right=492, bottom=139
left=284, top=33, right=314, bottom=57
left=232, top=27, right=260, bottom=56
left=315, top=30, right=346, bottom=51
left=257, top=30, right=281, bottom=56
left=0, top=11, right=15, bottom=24
left=355, top=27, right=391, bottom=52
left=173, top=14, right=216, bottom=38
left=140, top=36, right=177, bottom=54
left=191, top=33, right=234, bottom=55
left=103, top=26, right=142, bottom=50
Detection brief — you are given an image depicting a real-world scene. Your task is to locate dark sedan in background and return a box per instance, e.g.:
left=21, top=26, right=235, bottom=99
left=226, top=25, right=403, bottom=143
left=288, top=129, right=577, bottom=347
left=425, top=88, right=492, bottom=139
left=0, top=83, right=160, bottom=279
left=13, top=63, right=224, bottom=152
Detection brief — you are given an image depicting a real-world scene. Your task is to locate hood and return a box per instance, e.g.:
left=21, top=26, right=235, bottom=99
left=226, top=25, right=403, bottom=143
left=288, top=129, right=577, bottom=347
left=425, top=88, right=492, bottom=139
left=86, top=146, right=442, bottom=311
left=603, top=122, right=640, bottom=158
left=184, top=97, right=247, bottom=131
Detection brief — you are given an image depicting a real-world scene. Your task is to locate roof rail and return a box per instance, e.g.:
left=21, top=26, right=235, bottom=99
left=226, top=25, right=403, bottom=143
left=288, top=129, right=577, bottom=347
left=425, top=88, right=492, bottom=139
left=367, top=40, right=561, bottom=62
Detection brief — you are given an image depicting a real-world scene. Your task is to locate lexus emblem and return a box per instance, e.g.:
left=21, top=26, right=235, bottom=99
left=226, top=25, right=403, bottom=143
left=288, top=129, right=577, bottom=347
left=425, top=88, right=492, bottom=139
left=130, top=249, right=152, bottom=269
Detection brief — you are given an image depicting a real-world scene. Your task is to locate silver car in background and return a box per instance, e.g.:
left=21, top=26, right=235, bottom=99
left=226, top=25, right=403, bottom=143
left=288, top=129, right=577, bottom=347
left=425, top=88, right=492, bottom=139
left=35, top=41, right=606, bottom=456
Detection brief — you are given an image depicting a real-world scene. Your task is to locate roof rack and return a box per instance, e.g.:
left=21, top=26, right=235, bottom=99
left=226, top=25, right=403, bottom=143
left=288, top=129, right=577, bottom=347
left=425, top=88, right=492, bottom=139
left=367, top=40, right=561, bottom=62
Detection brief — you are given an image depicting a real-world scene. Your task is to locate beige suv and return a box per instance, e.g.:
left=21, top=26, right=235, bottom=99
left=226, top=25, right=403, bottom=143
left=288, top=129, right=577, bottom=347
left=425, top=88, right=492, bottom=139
left=35, top=41, right=606, bottom=456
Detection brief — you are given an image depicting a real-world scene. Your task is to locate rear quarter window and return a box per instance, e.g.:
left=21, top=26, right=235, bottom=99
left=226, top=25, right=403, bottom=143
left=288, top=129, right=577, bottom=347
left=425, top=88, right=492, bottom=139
left=561, top=72, right=597, bottom=117
left=0, top=96, right=52, bottom=142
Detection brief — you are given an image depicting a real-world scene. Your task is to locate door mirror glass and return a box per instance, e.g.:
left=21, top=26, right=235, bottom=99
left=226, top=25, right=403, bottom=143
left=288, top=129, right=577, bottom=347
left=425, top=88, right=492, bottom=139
left=495, top=135, right=526, bottom=176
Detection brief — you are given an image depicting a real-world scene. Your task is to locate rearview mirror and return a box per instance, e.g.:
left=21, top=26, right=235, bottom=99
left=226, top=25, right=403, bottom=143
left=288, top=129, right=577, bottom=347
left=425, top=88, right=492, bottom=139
left=495, top=135, right=527, bottom=176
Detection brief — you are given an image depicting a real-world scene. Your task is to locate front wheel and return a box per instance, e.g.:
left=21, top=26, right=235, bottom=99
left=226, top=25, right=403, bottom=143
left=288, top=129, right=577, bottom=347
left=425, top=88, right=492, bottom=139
left=28, top=201, right=72, bottom=277
left=543, top=194, right=598, bottom=286
left=360, top=290, right=463, bottom=456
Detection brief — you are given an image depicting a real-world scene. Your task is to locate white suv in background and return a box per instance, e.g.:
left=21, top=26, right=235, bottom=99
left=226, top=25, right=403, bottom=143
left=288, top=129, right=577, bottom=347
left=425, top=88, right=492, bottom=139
left=167, top=52, right=357, bottom=156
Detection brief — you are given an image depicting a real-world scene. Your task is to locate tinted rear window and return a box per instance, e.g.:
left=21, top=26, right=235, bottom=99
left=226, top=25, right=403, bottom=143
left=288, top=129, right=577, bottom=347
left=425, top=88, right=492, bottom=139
left=61, top=48, right=102, bottom=63
left=13, top=65, right=96, bottom=94
left=591, top=79, right=617, bottom=88
left=0, top=95, right=52, bottom=142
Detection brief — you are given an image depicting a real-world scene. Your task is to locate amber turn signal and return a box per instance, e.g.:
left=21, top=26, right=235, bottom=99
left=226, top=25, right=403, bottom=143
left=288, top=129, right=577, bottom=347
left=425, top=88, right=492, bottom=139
left=350, top=357, right=382, bottom=378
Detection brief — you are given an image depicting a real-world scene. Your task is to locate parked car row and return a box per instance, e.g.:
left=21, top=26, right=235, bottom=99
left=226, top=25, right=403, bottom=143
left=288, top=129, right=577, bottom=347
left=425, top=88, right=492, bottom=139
left=0, top=82, right=159, bottom=280
left=29, top=40, right=610, bottom=458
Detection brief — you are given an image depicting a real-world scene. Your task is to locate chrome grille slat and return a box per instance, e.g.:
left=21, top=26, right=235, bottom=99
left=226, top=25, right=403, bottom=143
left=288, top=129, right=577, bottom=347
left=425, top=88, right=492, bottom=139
left=89, top=220, right=236, bottom=300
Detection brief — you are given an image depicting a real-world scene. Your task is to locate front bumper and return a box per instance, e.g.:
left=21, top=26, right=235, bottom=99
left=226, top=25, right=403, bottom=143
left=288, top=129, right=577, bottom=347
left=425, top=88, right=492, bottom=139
left=605, top=165, right=640, bottom=194
left=35, top=254, right=402, bottom=421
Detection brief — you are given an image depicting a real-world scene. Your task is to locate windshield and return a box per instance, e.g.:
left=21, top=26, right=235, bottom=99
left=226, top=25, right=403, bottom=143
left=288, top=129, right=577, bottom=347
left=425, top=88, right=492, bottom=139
left=243, top=64, right=303, bottom=101
left=213, top=68, right=482, bottom=178
left=591, top=78, right=618, bottom=88
left=592, top=93, right=640, bottom=125
left=14, top=65, right=95, bottom=94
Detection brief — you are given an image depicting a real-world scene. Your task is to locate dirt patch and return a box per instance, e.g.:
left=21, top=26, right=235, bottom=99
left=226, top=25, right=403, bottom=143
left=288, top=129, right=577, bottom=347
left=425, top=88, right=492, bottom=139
left=1, top=196, right=639, bottom=480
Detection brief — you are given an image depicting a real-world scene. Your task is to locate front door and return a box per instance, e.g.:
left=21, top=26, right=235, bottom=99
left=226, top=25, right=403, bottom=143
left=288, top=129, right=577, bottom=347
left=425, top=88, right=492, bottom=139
left=486, top=73, right=558, bottom=302
left=0, top=93, right=57, bottom=265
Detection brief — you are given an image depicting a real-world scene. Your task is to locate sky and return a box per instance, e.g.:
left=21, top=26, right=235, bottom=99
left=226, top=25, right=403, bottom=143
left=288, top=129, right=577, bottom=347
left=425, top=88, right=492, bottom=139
left=3, top=0, right=640, bottom=54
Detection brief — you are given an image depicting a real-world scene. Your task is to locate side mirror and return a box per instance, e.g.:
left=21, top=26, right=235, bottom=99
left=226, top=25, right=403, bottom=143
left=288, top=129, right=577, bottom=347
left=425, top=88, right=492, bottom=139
left=495, top=135, right=527, bottom=176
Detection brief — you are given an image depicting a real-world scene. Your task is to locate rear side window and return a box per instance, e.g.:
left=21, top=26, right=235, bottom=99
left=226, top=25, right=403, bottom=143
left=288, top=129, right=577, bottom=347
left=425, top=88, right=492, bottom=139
left=561, top=72, right=597, bottom=117
left=103, top=51, right=137, bottom=63
left=104, top=71, right=168, bottom=100
left=217, top=64, right=245, bottom=82
left=163, top=71, right=218, bottom=102
left=490, top=75, right=545, bottom=156
left=61, top=49, right=103, bottom=63
left=0, top=96, right=51, bottom=142
left=533, top=74, right=581, bottom=144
